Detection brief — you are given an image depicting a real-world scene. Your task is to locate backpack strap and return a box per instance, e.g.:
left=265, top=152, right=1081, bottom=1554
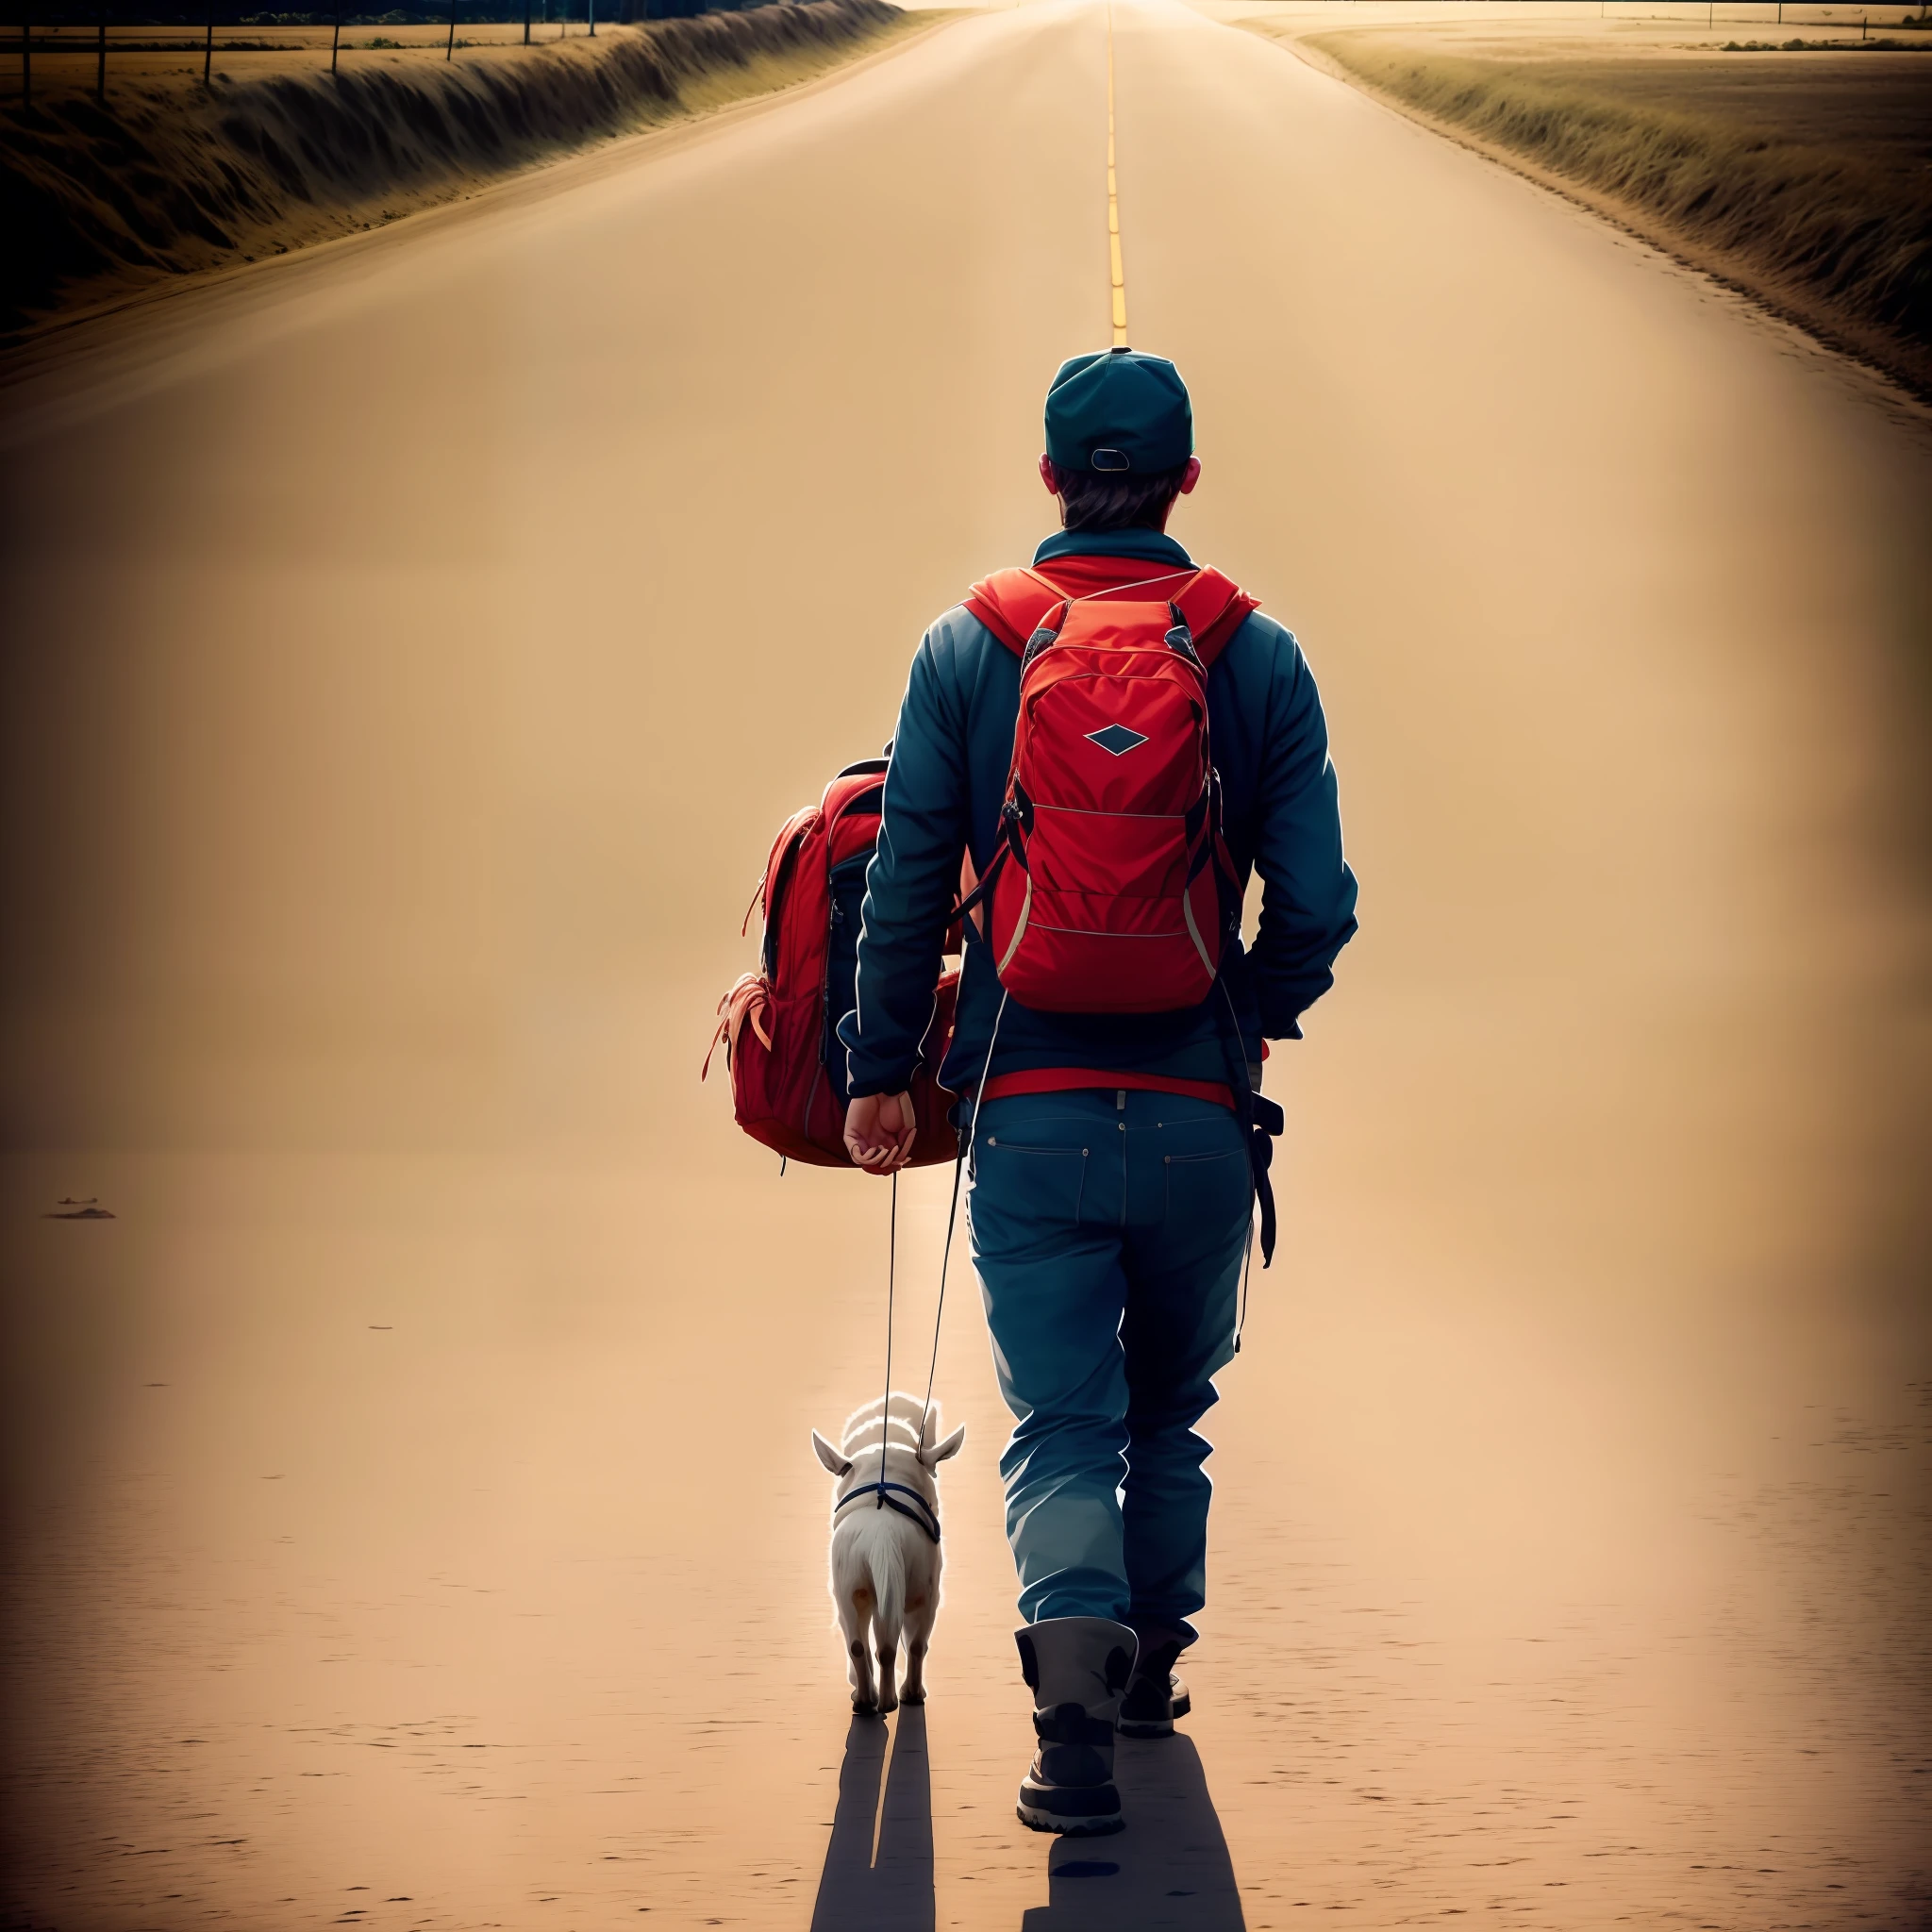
left=1168, top=568, right=1258, bottom=665
left=962, top=567, right=1067, bottom=654
left=965, top=564, right=1257, bottom=665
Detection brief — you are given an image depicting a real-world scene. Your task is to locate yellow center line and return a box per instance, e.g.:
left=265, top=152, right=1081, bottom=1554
left=1107, top=4, right=1127, bottom=346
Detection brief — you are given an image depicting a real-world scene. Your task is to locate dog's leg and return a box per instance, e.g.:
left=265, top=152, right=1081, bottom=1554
left=846, top=1584, right=877, bottom=1713
left=870, top=1543, right=904, bottom=1716
left=850, top=1632, right=877, bottom=1712
left=901, top=1607, right=932, bottom=1704
left=901, top=1556, right=937, bottom=1704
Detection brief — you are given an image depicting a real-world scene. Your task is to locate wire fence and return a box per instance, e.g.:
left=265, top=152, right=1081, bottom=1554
left=1598, top=0, right=1931, bottom=24
left=3, top=0, right=1927, bottom=108
left=1, top=0, right=774, bottom=104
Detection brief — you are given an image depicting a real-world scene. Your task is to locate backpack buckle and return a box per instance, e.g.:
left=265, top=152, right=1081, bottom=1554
left=1001, top=791, right=1034, bottom=855
left=1163, top=602, right=1203, bottom=666
left=1020, top=602, right=1070, bottom=671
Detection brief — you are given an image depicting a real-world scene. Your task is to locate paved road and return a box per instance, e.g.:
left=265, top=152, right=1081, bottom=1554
left=3, top=3, right=1928, bottom=1926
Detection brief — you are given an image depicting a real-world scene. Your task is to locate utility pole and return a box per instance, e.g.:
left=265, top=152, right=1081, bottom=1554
left=524, top=0, right=530, bottom=44
left=21, top=13, right=29, bottom=107
left=204, top=4, right=213, bottom=84
left=331, top=0, right=341, bottom=73
left=95, top=1, right=106, bottom=102
left=588, top=0, right=594, bottom=36
left=445, top=0, right=455, bottom=58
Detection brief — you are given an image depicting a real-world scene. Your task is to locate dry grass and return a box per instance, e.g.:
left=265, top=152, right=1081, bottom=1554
left=1302, top=31, right=1932, bottom=395
left=0, top=0, right=909, bottom=335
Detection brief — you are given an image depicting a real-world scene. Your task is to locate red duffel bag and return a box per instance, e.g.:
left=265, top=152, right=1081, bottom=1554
left=704, top=759, right=958, bottom=1168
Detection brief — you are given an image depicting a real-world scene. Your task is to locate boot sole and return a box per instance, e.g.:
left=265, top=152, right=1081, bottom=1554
left=1016, top=1801, right=1124, bottom=1836
left=1116, top=1684, right=1191, bottom=1738
left=1017, top=1777, right=1124, bottom=1836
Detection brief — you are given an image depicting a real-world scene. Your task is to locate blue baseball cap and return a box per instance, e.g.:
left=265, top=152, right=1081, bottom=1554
left=1043, top=347, right=1193, bottom=475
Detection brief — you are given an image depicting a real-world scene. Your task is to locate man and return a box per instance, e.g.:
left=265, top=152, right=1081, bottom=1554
left=841, top=348, right=1357, bottom=1835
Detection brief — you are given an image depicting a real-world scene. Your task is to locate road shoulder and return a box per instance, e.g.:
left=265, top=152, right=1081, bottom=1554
left=0, top=4, right=961, bottom=391
left=1243, top=13, right=1932, bottom=408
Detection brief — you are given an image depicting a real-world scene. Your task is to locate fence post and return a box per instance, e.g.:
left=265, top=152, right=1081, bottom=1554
left=96, top=1, right=106, bottom=102
left=331, top=0, right=341, bottom=73
left=446, top=0, right=455, bottom=58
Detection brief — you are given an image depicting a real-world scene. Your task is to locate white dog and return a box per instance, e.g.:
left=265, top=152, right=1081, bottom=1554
left=811, top=1393, right=965, bottom=1714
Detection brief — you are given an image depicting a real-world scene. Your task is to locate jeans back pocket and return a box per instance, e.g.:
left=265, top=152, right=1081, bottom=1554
left=1161, top=1144, right=1247, bottom=1234
left=975, top=1136, right=1091, bottom=1240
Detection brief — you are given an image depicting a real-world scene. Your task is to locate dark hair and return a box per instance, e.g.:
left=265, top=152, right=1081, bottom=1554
left=1054, top=461, right=1190, bottom=533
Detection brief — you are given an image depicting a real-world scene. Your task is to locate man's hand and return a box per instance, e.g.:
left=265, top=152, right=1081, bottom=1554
left=844, top=1091, right=917, bottom=1175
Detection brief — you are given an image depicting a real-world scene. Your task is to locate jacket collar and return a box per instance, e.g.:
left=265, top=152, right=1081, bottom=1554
left=1032, top=526, right=1195, bottom=569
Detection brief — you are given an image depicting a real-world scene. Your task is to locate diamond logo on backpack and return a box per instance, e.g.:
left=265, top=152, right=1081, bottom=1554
left=1087, top=724, right=1149, bottom=757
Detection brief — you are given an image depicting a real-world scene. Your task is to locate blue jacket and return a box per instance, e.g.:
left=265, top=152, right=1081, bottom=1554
left=840, top=527, right=1357, bottom=1100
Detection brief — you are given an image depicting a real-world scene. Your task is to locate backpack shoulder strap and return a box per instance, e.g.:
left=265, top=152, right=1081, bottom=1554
left=1172, top=567, right=1259, bottom=668
left=967, top=564, right=1258, bottom=663
left=963, top=567, right=1071, bottom=656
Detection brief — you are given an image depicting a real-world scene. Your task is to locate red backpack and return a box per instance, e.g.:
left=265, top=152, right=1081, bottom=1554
left=958, top=565, right=1257, bottom=1013
left=705, top=760, right=959, bottom=1168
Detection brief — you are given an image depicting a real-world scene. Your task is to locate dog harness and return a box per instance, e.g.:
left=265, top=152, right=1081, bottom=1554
left=833, top=1478, right=941, bottom=1545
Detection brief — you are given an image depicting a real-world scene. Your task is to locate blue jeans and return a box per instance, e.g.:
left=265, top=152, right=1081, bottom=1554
left=966, top=1089, right=1253, bottom=1629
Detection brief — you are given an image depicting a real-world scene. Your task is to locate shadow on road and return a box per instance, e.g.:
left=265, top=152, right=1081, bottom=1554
left=809, top=1706, right=935, bottom=1932
left=808, top=1713, right=1241, bottom=1930
left=1020, top=1736, right=1245, bottom=1931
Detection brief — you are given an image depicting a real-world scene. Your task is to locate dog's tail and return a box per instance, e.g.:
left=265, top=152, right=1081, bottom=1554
left=868, top=1535, right=907, bottom=1649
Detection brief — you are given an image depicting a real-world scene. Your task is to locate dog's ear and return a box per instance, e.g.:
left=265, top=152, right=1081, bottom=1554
left=811, top=1430, right=854, bottom=1478
left=921, top=1424, right=966, bottom=1469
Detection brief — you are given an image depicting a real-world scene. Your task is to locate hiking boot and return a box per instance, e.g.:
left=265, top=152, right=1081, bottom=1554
left=1117, top=1662, right=1191, bottom=1737
left=1117, top=1621, right=1192, bottom=1737
left=1013, top=1616, right=1137, bottom=1836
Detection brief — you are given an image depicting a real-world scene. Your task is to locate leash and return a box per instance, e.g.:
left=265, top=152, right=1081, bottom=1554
left=880, top=1168, right=897, bottom=1495
left=836, top=1169, right=944, bottom=1537
left=846, top=991, right=1012, bottom=1545
left=914, top=991, right=1009, bottom=1450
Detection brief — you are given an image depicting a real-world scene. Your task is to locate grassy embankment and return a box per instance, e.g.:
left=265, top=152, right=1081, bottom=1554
left=0, top=0, right=911, bottom=336
left=1294, top=31, right=1932, bottom=398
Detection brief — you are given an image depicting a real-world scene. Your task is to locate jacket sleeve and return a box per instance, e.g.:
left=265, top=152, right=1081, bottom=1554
left=840, top=626, right=969, bottom=1097
left=1250, top=631, right=1358, bottom=1039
